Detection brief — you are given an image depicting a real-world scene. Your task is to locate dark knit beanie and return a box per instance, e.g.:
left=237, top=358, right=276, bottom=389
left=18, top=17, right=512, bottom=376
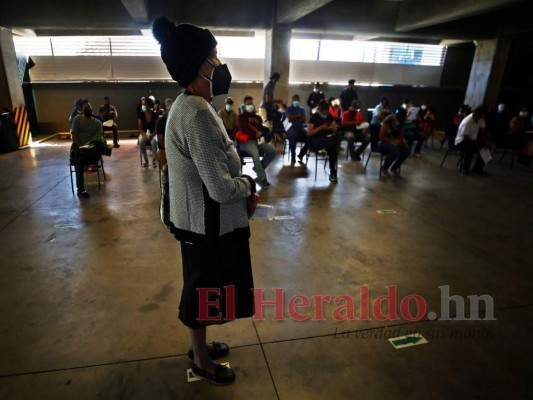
left=152, top=16, right=218, bottom=88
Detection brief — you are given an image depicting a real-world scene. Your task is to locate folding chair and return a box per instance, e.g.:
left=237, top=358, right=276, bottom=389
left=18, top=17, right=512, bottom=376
left=69, top=156, right=106, bottom=193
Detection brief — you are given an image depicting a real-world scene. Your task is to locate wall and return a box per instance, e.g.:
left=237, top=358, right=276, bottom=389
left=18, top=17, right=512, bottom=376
left=31, top=81, right=465, bottom=134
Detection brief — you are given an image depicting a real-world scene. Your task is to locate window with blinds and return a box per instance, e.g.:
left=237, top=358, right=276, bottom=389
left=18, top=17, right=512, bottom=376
left=13, top=33, right=267, bottom=59
left=291, top=39, right=447, bottom=67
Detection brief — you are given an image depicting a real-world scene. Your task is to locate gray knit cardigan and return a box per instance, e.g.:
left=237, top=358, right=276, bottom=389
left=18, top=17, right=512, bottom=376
left=165, top=92, right=254, bottom=243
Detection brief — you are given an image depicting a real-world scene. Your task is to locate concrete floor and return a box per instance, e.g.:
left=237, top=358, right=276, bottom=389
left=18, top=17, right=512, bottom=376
left=0, top=138, right=532, bottom=400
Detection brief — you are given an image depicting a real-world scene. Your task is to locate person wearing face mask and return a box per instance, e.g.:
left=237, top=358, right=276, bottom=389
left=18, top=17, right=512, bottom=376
left=70, top=99, right=111, bottom=198
left=236, top=95, right=277, bottom=188
left=138, top=97, right=158, bottom=168
left=218, top=97, right=238, bottom=140
left=342, top=99, right=370, bottom=161
left=285, top=94, right=309, bottom=165
left=259, top=72, right=281, bottom=130
left=307, top=99, right=341, bottom=182
left=98, top=96, right=120, bottom=148
left=508, top=106, right=533, bottom=167
left=378, top=108, right=410, bottom=176
left=306, top=82, right=325, bottom=115
left=153, top=16, right=259, bottom=385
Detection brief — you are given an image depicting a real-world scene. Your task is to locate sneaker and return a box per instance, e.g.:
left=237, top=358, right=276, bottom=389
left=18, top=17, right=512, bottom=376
left=113, top=143, right=120, bottom=148
left=77, top=189, right=90, bottom=199
left=391, top=168, right=401, bottom=176
left=297, top=154, right=305, bottom=165
left=142, top=162, right=148, bottom=168
left=152, top=162, right=157, bottom=168
left=261, top=179, right=271, bottom=189
left=352, top=155, right=362, bottom=161
left=329, top=175, right=338, bottom=183
left=191, top=363, right=236, bottom=385
left=291, top=156, right=296, bottom=165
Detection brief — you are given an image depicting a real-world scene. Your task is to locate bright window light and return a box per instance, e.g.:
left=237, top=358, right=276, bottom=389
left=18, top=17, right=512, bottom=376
left=216, top=31, right=265, bottom=59
left=290, top=39, right=319, bottom=61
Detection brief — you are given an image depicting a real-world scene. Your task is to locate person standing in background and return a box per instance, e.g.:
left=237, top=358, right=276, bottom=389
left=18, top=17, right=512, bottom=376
left=306, top=82, right=325, bottom=115
left=259, top=72, right=280, bottom=130
left=339, top=79, right=358, bottom=113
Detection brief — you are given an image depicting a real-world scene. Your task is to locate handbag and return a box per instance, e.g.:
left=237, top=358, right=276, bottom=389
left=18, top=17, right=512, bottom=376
left=235, top=130, right=251, bottom=143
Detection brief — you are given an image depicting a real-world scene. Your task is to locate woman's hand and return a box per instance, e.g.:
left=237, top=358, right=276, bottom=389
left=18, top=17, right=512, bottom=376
left=247, top=193, right=260, bottom=219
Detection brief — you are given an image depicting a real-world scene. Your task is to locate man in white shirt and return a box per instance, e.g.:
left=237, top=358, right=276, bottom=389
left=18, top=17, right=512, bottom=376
left=455, top=105, right=488, bottom=175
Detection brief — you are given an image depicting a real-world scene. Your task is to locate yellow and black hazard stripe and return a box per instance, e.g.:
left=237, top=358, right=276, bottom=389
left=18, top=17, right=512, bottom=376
left=13, top=107, right=31, bottom=146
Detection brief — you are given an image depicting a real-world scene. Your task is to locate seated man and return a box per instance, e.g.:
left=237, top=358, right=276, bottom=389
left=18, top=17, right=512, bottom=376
left=455, top=105, right=488, bottom=175
left=307, top=99, right=341, bottom=182
left=507, top=106, right=533, bottom=167
left=98, top=96, right=120, bottom=148
left=285, top=94, right=309, bottom=165
left=342, top=99, right=370, bottom=161
left=71, top=100, right=112, bottom=198
left=218, top=97, right=238, bottom=140
left=378, top=108, right=410, bottom=176
left=236, top=95, right=277, bottom=188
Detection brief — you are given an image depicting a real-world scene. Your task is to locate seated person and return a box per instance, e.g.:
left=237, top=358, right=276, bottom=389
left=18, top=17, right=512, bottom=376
left=455, top=105, right=489, bottom=175
left=156, top=98, right=173, bottom=168
left=70, top=100, right=112, bottom=198
left=402, top=101, right=424, bottom=157
left=307, top=99, right=341, bottom=182
left=138, top=97, right=158, bottom=168
left=236, top=95, right=277, bottom=188
left=98, top=96, right=120, bottom=148
left=342, top=99, right=370, bottom=161
left=218, top=97, right=238, bottom=140
left=378, top=108, right=410, bottom=176
left=285, top=94, right=309, bottom=164
left=508, top=106, right=533, bottom=167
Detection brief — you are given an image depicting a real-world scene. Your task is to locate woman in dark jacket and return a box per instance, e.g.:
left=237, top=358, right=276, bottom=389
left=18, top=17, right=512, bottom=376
left=153, top=16, right=258, bottom=385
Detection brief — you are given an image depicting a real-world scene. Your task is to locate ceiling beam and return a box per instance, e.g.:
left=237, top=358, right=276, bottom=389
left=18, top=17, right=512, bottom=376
left=120, top=0, right=149, bottom=23
left=276, top=0, right=334, bottom=24
left=396, top=0, right=523, bottom=32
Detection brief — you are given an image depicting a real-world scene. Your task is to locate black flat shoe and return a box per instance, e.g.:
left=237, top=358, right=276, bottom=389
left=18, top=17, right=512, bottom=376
left=191, top=363, right=235, bottom=385
left=188, top=342, right=229, bottom=362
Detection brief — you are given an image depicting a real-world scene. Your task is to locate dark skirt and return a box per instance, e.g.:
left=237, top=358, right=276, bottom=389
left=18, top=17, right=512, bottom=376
left=179, top=234, right=255, bottom=329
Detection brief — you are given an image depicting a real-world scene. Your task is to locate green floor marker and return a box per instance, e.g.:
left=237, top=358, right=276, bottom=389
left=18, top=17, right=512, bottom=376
left=389, top=334, right=428, bottom=349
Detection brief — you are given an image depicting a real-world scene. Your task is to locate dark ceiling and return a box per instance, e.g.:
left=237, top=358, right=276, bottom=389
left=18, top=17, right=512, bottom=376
left=2, top=0, right=532, bottom=45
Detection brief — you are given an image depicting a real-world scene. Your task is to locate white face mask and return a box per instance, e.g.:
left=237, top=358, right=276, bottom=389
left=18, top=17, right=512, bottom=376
left=225, top=104, right=233, bottom=112
left=498, top=104, right=505, bottom=113
left=245, top=104, right=254, bottom=113
left=421, top=105, right=427, bottom=110
left=313, top=88, right=319, bottom=93
left=519, top=111, right=529, bottom=118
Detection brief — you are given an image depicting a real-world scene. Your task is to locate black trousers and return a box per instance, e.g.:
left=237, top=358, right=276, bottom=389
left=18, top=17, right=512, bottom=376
left=103, top=125, right=119, bottom=144
left=71, top=144, right=109, bottom=190
left=457, top=140, right=484, bottom=173
left=310, top=134, right=341, bottom=175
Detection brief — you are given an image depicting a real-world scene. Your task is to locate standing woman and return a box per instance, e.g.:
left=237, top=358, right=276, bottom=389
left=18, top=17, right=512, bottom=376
left=152, top=17, right=258, bottom=385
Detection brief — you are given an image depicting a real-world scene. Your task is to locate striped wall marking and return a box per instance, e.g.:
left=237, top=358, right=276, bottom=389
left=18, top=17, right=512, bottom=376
left=14, top=107, right=31, bottom=146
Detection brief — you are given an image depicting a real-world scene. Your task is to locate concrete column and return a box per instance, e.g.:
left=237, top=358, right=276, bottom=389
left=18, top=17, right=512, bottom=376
left=0, top=27, right=25, bottom=109
left=464, top=35, right=512, bottom=108
left=264, top=24, right=291, bottom=103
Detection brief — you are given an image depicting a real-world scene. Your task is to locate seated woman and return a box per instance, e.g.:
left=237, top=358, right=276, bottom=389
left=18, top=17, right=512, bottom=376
left=307, top=99, right=341, bottom=182
left=138, top=97, right=158, bottom=168
left=508, top=106, right=533, bottom=167
left=236, top=95, right=277, bottom=188
left=378, top=108, right=410, bottom=176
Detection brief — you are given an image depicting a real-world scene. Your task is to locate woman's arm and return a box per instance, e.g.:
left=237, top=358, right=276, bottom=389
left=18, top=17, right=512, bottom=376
left=138, top=118, right=149, bottom=142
